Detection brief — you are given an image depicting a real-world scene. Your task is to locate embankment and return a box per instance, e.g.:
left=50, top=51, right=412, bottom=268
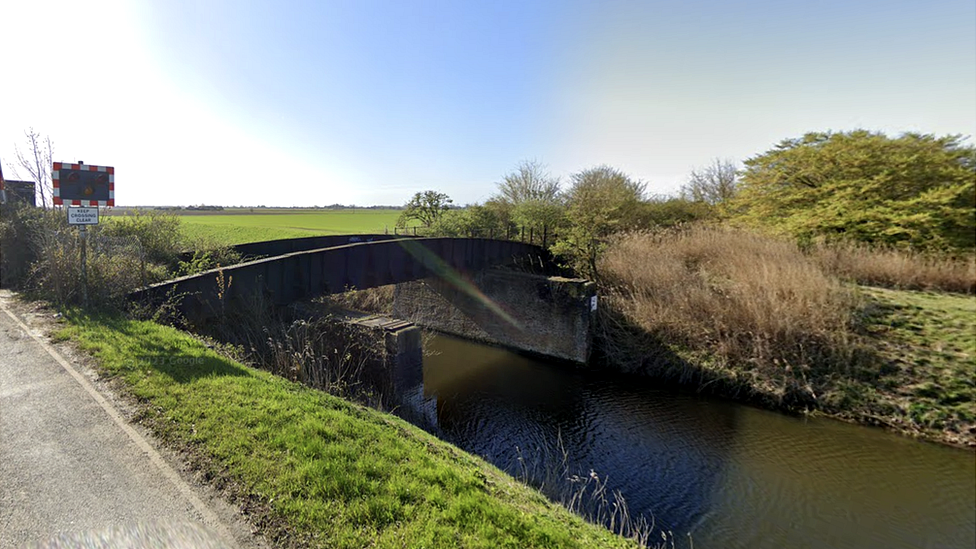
left=594, top=228, right=975, bottom=448
left=55, top=311, right=636, bottom=549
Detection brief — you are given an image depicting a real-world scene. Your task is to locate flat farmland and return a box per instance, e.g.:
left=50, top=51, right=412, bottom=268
left=167, top=209, right=406, bottom=246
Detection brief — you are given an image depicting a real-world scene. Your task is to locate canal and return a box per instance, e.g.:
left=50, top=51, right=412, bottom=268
left=402, top=333, right=976, bottom=549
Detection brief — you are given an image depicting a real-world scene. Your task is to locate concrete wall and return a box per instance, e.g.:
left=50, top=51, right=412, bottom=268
left=392, top=270, right=596, bottom=364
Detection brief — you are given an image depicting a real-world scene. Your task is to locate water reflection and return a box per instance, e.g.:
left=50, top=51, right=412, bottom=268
left=422, top=334, right=736, bottom=537
left=698, top=406, right=976, bottom=549
left=409, top=334, right=976, bottom=549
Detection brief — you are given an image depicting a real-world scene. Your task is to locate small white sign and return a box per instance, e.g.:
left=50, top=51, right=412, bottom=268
left=67, top=206, right=99, bottom=225
left=590, top=295, right=598, bottom=311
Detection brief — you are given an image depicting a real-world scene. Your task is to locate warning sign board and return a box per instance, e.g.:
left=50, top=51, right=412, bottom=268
left=67, top=206, right=100, bottom=225
left=53, top=162, right=114, bottom=206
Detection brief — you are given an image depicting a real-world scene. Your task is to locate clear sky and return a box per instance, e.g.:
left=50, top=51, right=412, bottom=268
left=2, top=0, right=974, bottom=207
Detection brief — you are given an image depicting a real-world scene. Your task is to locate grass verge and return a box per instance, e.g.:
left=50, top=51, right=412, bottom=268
left=55, top=312, right=635, bottom=549
left=827, top=286, right=976, bottom=446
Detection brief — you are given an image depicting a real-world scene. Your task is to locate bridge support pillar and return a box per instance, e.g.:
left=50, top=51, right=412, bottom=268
left=392, top=269, right=596, bottom=364
left=344, top=315, right=424, bottom=396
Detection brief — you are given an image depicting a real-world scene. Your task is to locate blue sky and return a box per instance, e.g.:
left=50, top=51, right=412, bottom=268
left=2, top=0, right=974, bottom=207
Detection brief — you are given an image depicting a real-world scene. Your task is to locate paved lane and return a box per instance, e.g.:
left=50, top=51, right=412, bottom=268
left=0, top=299, right=239, bottom=548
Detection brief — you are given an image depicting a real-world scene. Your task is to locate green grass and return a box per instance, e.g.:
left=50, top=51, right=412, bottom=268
left=832, top=286, right=976, bottom=446
left=56, top=313, right=634, bottom=549
left=174, top=209, right=410, bottom=246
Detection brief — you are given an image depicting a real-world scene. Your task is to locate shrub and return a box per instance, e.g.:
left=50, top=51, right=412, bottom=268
left=732, top=130, right=975, bottom=254
left=101, top=210, right=184, bottom=267
left=0, top=206, right=197, bottom=309
left=429, top=203, right=512, bottom=238
left=1, top=204, right=56, bottom=288
left=24, top=223, right=157, bottom=308
left=635, top=197, right=715, bottom=227
left=552, top=166, right=646, bottom=278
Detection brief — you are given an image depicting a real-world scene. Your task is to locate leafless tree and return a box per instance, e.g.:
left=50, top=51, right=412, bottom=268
left=681, top=158, right=739, bottom=205
left=496, top=160, right=561, bottom=205
left=11, top=128, right=55, bottom=208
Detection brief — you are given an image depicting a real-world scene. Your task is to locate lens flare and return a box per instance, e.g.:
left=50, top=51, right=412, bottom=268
left=396, top=238, right=523, bottom=330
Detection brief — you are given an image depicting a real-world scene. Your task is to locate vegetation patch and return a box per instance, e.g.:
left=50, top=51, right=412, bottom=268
left=730, top=130, right=974, bottom=255
left=838, top=287, right=976, bottom=446
left=56, top=312, right=635, bottom=549
left=811, top=240, right=975, bottom=294
left=597, top=227, right=975, bottom=447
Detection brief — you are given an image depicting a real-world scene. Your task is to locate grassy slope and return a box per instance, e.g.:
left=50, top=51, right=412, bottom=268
left=830, top=286, right=976, bottom=446
left=177, top=210, right=408, bottom=246
left=56, top=313, right=632, bottom=549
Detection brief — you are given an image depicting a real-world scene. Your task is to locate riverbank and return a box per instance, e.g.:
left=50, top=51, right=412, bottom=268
left=46, top=307, right=636, bottom=548
left=596, top=228, right=975, bottom=449
left=824, top=286, right=975, bottom=447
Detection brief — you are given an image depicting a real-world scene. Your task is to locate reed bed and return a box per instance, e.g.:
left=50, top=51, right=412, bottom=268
left=810, top=240, right=975, bottom=294
left=597, top=226, right=866, bottom=407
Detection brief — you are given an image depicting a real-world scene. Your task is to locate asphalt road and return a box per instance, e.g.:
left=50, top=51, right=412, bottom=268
left=0, top=297, right=250, bottom=548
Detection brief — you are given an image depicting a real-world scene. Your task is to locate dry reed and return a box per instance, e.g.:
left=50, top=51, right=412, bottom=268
left=597, top=226, right=865, bottom=407
left=318, top=284, right=396, bottom=314
left=810, top=240, right=975, bottom=294
left=510, top=435, right=656, bottom=548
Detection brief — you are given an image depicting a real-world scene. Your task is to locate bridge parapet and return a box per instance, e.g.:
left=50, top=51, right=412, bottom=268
left=129, top=237, right=546, bottom=325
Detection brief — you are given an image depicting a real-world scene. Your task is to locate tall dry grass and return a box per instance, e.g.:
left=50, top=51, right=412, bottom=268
left=597, top=226, right=867, bottom=407
left=810, top=240, right=975, bottom=293
left=507, top=437, right=655, bottom=548
left=318, top=284, right=396, bottom=315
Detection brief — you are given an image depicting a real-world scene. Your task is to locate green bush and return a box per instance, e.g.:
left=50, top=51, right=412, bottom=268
left=102, top=210, right=184, bottom=267
left=1, top=204, right=57, bottom=288
left=551, top=165, right=647, bottom=278
left=636, top=197, right=715, bottom=227
left=732, top=130, right=975, bottom=254
left=429, top=203, right=512, bottom=238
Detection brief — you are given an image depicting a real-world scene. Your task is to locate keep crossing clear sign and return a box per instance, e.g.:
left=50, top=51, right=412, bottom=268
left=67, top=206, right=100, bottom=225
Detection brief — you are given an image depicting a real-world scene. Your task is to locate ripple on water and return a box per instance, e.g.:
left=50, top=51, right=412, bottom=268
left=421, top=334, right=976, bottom=549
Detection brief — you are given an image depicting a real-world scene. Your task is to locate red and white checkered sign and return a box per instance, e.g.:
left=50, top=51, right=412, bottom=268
left=53, top=162, right=115, bottom=207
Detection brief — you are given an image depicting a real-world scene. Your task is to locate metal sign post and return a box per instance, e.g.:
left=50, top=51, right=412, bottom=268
left=67, top=206, right=99, bottom=307
left=80, top=225, right=88, bottom=306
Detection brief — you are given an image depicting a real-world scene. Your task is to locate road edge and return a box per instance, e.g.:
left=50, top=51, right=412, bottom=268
left=0, top=300, right=240, bottom=548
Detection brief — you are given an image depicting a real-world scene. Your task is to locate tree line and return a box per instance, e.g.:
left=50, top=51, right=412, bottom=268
left=397, top=130, right=975, bottom=278
left=7, top=127, right=973, bottom=269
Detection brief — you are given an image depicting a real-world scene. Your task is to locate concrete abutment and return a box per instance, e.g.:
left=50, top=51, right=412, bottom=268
left=392, top=269, right=596, bottom=365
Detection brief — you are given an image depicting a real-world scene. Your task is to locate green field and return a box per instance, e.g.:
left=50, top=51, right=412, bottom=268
left=167, top=209, right=410, bottom=246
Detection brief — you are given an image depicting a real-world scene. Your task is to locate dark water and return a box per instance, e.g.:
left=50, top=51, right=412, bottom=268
left=403, top=334, right=976, bottom=549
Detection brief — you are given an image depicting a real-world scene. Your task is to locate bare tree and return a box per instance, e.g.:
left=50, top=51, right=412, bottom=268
left=11, top=128, right=55, bottom=208
left=495, top=160, right=561, bottom=205
left=681, top=158, right=739, bottom=205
